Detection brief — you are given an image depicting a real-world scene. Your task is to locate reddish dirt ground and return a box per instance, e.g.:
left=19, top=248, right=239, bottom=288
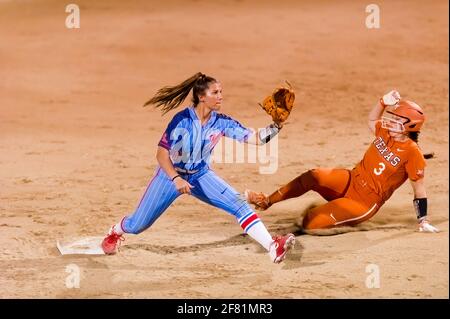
left=1, top=0, right=448, bottom=298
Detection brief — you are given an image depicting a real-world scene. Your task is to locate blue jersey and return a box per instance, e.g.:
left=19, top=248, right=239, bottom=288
left=121, top=106, right=262, bottom=237
left=158, top=106, right=253, bottom=171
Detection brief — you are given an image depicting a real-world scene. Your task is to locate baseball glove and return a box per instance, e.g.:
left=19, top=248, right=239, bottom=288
left=259, top=81, right=295, bottom=127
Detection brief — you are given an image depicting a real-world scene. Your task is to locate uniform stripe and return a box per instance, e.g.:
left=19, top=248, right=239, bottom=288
left=135, top=167, right=161, bottom=210
left=240, top=213, right=259, bottom=230
left=334, top=203, right=378, bottom=225
left=192, top=170, right=253, bottom=219
left=238, top=211, right=254, bottom=224
left=124, top=169, right=180, bottom=233
left=158, top=141, right=171, bottom=150
left=137, top=175, right=171, bottom=229
left=244, top=219, right=261, bottom=232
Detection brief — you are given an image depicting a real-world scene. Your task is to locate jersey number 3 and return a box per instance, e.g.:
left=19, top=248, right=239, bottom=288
left=374, top=162, right=386, bottom=176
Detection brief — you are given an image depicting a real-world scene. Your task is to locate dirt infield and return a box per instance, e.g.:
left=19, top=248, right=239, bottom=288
left=1, top=0, right=448, bottom=298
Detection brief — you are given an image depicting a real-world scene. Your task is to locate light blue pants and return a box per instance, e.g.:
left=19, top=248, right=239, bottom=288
left=121, top=167, right=256, bottom=234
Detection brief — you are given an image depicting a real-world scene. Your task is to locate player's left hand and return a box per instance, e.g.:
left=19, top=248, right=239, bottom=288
left=259, top=82, right=295, bottom=127
left=418, top=218, right=439, bottom=233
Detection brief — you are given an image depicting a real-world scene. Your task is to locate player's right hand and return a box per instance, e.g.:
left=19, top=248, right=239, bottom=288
left=418, top=218, right=439, bottom=233
left=174, top=177, right=194, bottom=195
left=382, top=90, right=401, bottom=106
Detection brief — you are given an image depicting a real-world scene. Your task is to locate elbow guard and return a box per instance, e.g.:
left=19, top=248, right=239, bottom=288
left=258, top=123, right=280, bottom=144
left=413, top=198, right=427, bottom=220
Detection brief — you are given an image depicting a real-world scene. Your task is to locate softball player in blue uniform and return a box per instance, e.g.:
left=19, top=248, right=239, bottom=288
left=102, top=72, right=295, bottom=263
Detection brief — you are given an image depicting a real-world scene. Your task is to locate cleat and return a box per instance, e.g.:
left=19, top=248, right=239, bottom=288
left=269, top=233, right=296, bottom=263
left=101, top=227, right=125, bottom=255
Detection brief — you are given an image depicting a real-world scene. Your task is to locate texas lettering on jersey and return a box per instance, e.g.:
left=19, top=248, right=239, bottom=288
left=372, top=136, right=401, bottom=167
left=353, top=122, right=426, bottom=204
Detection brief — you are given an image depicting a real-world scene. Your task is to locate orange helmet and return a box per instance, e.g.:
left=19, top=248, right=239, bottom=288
left=382, top=100, right=425, bottom=133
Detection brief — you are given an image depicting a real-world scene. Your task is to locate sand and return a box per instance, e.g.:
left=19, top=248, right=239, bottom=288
left=1, top=0, right=448, bottom=298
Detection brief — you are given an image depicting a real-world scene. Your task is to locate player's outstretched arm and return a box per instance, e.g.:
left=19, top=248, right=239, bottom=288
left=368, top=90, right=401, bottom=134
left=245, top=123, right=281, bottom=146
left=410, top=178, right=439, bottom=233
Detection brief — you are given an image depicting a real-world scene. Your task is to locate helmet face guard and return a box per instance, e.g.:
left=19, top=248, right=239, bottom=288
left=381, top=110, right=408, bottom=133
left=381, top=116, right=405, bottom=133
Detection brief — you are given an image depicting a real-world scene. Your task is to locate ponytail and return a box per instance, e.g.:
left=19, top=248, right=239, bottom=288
left=144, top=72, right=217, bottom=115
left=408, top=131, right=420, bottom=143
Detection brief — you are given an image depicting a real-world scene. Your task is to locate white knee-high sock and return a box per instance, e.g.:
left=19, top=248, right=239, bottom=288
left=246, top=222, right=274, bottom=251
left=238, top=212, right=273, bottom=251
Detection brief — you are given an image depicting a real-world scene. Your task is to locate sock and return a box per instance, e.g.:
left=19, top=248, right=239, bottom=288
left=238, top=212, right=273, bottom=251
left=112, top=220, right=125, bottom=235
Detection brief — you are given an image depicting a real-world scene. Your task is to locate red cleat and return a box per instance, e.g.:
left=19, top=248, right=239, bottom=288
left=101, top=227, right=125, bottom=255
left=269, top=233, right=296, bottom=263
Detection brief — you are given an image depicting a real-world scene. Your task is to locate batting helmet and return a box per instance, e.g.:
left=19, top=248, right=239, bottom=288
left=382, top=100, right=425, bottom=133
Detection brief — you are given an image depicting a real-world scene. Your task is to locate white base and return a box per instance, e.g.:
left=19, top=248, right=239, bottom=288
left=56, top=236, right=105, bottom=255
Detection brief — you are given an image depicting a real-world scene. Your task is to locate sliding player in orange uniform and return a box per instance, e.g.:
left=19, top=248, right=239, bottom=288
left=245, top=90, right=439, bottom=232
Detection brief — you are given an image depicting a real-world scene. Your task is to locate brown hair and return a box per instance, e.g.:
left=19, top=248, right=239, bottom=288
left=143, top=72, right=217, bottom=115
left=408, top=131, right=420, bottom=143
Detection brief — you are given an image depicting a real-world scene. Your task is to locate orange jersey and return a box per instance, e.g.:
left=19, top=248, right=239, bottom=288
left=353, top=122, right=426, bottom=203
